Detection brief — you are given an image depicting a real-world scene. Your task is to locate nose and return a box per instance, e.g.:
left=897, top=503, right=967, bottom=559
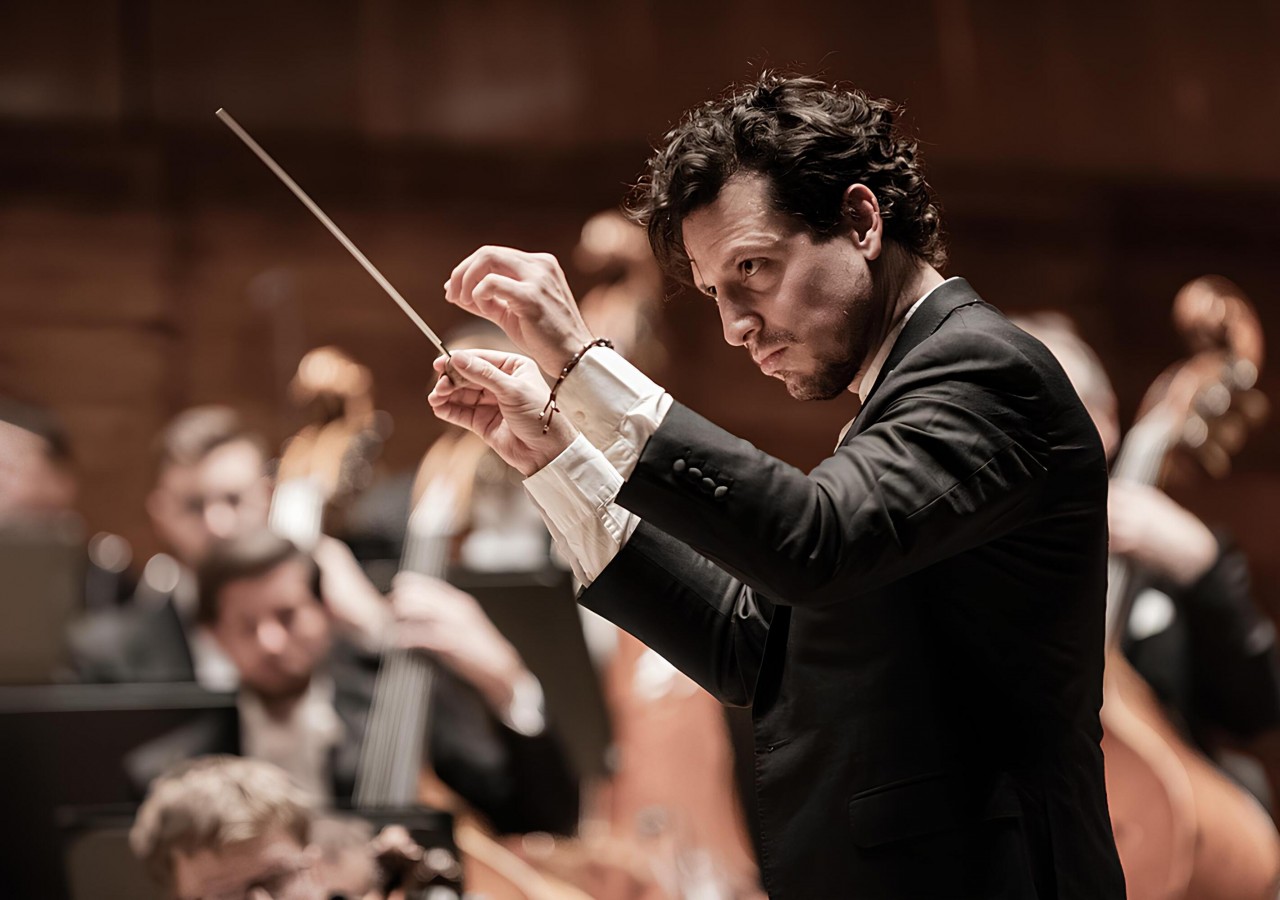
left=256, top=619, right=289, bottom=655
left=717, top=294, right=759, bottom=347
left=205, top=501, right=238, bottom=539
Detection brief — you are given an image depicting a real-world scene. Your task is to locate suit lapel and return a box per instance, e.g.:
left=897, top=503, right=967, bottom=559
left=844, top=278, right=984, bottom=441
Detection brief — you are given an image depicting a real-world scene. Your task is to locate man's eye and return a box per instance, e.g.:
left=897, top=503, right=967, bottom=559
left=741, top=259, right=763, bottom=277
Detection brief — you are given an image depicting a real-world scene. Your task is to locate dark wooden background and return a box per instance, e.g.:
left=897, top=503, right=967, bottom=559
left=3, top=1, right=1278, bottom=600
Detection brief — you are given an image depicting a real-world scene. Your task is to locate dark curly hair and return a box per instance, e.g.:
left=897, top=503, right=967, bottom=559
left=628, top=72, right=946, bottom=283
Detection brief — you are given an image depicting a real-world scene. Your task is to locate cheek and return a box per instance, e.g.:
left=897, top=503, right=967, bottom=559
left=296, top=610, right=333, bottom=658
left=240, top=488, right=271, bottom=526
left=214, top=631, right=258, bottom=673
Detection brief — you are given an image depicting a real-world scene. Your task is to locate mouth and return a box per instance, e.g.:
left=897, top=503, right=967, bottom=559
left=754, top=347, right=786, bottom=375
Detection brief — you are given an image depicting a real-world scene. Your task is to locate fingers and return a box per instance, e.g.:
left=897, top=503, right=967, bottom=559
left=435, top=349, right=520, bottom=372
left=445, top=246, right=542, bottom=313
left=426, top=389, right=502, bottom=437
left=471, top=272, right=536, bottom=322
left=444, top=350, right=526, bottom=402
left=391, top=571, right=470, bottom=612
left=429, top=372, right=494, bottom=409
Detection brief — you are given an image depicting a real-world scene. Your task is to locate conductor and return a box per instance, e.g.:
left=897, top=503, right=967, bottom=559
left=429, top=73, right=1125, bottom=899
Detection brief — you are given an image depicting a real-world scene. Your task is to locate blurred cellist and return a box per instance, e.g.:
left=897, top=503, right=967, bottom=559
left=1014, top=312, right=1280, bottom=813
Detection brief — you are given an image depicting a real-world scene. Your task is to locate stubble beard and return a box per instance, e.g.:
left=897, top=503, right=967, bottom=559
left=783, top=358, right=858, bottom=401
left=781, top=296, right=876, bottom=402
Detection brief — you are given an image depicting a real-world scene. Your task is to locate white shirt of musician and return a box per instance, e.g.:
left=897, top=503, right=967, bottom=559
left=524, top=282, right=946, bottom=585
left=239, top=675, right=344, bottom=802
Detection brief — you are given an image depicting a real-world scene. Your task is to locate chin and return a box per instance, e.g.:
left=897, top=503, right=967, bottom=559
left=255, top=671, right=311, bottom=699
left=783, top=366, right=854, bottom=402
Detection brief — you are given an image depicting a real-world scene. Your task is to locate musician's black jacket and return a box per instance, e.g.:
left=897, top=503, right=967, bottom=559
left=581, top=279, right=1126, bottom=898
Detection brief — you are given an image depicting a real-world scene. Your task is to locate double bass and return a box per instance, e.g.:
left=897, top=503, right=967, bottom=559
left=1101, top=276, right=1280, bottom=900
left=355, top=427, right=601, bottom=900
left=270, top=345, right=386, bottom=551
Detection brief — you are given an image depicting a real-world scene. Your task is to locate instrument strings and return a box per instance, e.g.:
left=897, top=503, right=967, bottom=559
left=354, top=516, right=448, bottom=808
left=1104, top=418, right=1174, bottom=648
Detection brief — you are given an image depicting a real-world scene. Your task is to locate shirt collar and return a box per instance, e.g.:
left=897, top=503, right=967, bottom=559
left=238, top=674, right=340, bottom=736
left=854, top=276, right=959, bottom=402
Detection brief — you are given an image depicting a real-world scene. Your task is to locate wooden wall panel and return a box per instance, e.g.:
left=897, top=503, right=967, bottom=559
left=0, top=0, right=1277, bottom=600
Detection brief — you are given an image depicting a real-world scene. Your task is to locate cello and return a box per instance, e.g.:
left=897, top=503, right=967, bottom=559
left=1101, top=275, right=1280, bottom=900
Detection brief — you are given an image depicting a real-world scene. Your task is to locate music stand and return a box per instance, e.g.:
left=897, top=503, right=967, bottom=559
left=0, top=517, right=84, bottom=684
left=0, top=683, right=237, bottom=900
left=61, top=808, right=163, bottom=900
left=448, top=566, right=613, bottom=782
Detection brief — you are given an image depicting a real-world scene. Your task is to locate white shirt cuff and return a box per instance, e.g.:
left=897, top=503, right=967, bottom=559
left=524, top=433, right=639, bottom=586
left=558, top=347, right=672, bottom=479
left=502, top=671, right=547, bottom=737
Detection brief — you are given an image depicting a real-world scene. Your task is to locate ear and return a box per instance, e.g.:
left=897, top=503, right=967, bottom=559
left=842, top=184, right=883, bottom=261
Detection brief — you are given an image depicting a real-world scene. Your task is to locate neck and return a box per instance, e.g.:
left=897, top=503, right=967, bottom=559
left=880, top=244, right=944, bottom=335
left=850, top=245, right=944, bottom=392
left=256, top=681, right=310, bottom=721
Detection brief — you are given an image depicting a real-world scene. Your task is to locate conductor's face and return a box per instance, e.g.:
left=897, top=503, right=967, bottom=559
left=682, top=172, right=882, bottom=401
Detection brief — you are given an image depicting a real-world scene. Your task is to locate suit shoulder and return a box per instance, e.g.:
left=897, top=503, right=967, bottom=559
left=909, top=303, right=1076, bottom=403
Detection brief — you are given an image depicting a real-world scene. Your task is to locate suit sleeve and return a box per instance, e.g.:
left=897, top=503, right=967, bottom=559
left=616, top=329, right=1054, bottom=608
left=580, top=520, right=773, bottom=707
left=1179, top=534, right=1280, bottom=739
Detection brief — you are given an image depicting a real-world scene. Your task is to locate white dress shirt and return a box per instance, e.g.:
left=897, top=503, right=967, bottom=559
left=239, top=675, right=344, bottom=802
left=525, top=279, right=954, bottom=587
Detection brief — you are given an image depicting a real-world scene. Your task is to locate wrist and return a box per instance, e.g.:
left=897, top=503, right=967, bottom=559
left=521, top=416, right=577, bottom=477
left=550, top=336, right=612, bottom=385
left=1167, top=521, right=1219, bottom=587
left=473, top=656, right=525, bottom=715
left=549, top=329, right=599, bottom=374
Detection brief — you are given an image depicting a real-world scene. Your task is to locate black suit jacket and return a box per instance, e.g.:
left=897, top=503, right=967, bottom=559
left=69, top=595, right=196, bottom=684
left=582, top=280, right=1126, bottom=898
left=125, top=641, right=580, bottom=836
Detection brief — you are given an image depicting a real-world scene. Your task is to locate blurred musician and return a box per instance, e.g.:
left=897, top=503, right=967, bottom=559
left=70, top=404, right=386, bottom=687
left=0, top=397, right=135, bottom=632
left=132, top=756, right=326, bottom=900
left=128, top=529, right=579, bottom=834
left=131, top=755, right=455, bottom=900
left=1016, top=313, right=1280, bottom=807
left=0, top=397, right=77, bottom=521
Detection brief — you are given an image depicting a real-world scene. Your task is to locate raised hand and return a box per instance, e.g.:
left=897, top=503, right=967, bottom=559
left=1108, top=479, right=1218, bottom=587
left=442, top=246, right=596, bottom=376
left=427, top=349, right=577, bottom=476
left=390, top=571, right=531, bottom=718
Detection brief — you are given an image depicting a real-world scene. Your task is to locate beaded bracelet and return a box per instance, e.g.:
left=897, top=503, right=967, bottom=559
left=540, top=338, right=614, bottom=433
